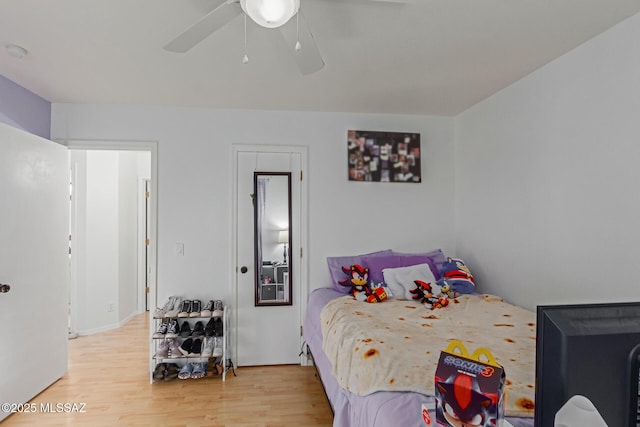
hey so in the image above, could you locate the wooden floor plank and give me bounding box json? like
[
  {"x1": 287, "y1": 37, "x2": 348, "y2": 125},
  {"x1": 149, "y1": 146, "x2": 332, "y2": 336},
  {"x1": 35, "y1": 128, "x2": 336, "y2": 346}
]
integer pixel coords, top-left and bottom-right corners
[{"x1": 2, "y1": 313, "x2": 333, "y2": 426}]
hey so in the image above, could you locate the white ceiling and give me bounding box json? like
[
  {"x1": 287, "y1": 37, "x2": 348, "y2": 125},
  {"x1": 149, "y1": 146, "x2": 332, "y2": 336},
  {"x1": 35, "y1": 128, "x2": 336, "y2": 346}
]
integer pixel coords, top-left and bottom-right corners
[{"x1": 1, "y1": 0, "x2": 639, "y2": 116}]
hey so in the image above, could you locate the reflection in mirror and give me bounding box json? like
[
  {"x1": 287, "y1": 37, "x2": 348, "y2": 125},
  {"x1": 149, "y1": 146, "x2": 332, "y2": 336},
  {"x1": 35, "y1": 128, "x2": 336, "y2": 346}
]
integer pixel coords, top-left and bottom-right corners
[{"x1": 254, "y1": 172, "x2": 292, "y2": 306}]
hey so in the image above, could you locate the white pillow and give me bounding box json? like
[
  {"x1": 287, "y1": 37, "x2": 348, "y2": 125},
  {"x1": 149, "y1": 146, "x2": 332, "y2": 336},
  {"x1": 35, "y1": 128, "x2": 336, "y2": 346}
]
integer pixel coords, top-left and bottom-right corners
[{"x1": 382, "y1": 263, "x2": 437, "y2": 300}]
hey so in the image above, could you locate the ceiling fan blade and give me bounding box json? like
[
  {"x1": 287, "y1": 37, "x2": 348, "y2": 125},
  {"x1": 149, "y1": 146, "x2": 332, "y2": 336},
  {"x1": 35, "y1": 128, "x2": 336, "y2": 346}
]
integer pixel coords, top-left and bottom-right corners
[
  {"x1": 164, "y1": 0, "x2": 242, "y2": 53},
  {"x1": 279, "y1": 12, "x2": 325, "y2": 75}
]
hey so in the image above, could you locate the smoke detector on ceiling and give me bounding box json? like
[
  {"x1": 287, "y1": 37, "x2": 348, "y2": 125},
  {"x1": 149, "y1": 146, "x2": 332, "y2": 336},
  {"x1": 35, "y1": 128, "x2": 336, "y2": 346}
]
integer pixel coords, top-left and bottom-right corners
[{"x1": 5, "y1": 44, "x2": 28, "y2": 59}]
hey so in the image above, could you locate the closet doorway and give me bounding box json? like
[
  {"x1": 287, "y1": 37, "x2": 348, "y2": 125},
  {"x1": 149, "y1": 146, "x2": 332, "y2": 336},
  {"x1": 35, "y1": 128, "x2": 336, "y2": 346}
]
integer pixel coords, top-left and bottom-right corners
[{"x1": 232, "y1": 145, "x2": 308, "y2": 366}]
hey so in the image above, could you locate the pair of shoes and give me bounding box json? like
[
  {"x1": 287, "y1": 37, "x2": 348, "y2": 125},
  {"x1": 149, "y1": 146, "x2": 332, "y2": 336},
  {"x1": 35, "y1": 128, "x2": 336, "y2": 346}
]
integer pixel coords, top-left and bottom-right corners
[
  {"x1": 153, "y1": 363, "x2": 180, "y2": 381},
  {"x1": 177, "y1": 321, "x2": 205, "y2": 337},
  {"x1": 154, "y1": 296, "x2": 178, "y2": 318},
  {"x1": 205, "y1": 317, "x2": 223, "y2": 337},
  {"x1": 154, "y1": 338, "x2": 182, "y2": 359},
  {"x1": 201, "y1": 337, "x2": 223, "y2": 358},
  {"x1": 178, "y1": 300, "x2": 203, "y2": 317},
  {"x1": 179, "y1": 338, "x2": 203, "y2": 356},
  {"x1": 178, "y1": 362, "x2": 208, "y2": 380},
  {"x1": 164, "y1": 297, "x2": 183, "y2": 318},
  {"x1": 200, "y1": 299, "x2": 224, "y2": 317}
]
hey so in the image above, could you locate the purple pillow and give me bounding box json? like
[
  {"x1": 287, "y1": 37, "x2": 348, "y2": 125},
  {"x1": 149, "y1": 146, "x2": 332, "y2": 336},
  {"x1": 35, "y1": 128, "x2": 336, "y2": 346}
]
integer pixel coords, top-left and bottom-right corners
[
  {"x1": 362, "y1": 253, "x2": 439, "y2": 284},
  {"x1": 327, "y1": 249, "x2": 393, "y2": 293},
  {"x1": 393, "y1": 249, "x2": 447, "y2": 279}
]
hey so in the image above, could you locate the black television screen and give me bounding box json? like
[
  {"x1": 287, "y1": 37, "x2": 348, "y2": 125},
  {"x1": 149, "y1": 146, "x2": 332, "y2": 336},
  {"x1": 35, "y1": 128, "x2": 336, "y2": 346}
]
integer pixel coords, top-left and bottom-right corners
[{"x1": 535, "y1": 301, "x2": 640, "y2": 427}]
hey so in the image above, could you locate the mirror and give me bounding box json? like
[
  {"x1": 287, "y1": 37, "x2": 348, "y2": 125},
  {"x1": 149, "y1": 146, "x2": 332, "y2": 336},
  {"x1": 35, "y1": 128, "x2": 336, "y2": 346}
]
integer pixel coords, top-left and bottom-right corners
[{"x1": 253, "y1": 172, "x2": 292, "y2": 306}]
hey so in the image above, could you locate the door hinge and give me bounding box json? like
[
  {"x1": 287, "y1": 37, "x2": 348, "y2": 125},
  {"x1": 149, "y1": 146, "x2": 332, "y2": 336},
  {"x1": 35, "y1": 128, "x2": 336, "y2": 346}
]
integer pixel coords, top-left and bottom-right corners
[
  {"x1": 300, "y1": 325, "x2": 303, "y2": 336},
  {"x1": 300, "y1": 247, "x2": 303, "y2": 258},
  {"x1": 145, "y1": 287, "x2": 150, "y2": 294},
  {"x1": 146, "y1": 191, "x2": 150, "y2": 199},
  {"x1": 300, "y1": 170, "x2": 303, "y2": 181},
  {"x1": 145, "y1": 238, "x2": 150, "y2": 246}
]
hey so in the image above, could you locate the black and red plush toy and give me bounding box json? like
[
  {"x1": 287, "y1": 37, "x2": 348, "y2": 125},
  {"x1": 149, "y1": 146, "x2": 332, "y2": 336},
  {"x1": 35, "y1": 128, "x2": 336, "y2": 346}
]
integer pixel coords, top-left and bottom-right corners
[
  {"x1": 339, "y1": 264, "x2": 387, "y2": 303},
  {"x1": 410, "y1": 279, "x2": 450, "y2": 310}
]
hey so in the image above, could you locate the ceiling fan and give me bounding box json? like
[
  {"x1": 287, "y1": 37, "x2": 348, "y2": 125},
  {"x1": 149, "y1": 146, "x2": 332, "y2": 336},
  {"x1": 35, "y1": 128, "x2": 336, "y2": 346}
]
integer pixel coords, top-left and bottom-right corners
[{"x1": 164, "y1": 0, "x2": 414, "y2": 75}]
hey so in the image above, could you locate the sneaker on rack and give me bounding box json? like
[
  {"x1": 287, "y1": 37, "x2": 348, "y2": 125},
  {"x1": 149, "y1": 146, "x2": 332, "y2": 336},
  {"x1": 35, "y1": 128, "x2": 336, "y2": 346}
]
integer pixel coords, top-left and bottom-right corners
[
  {"x1": 153, "y1": 363, "x2": 167, "y2": 380},
  {"x1": 179, "y1": 338, "x2": 193, "y2": 357},
  {"x1": 164, "y1": 297, "x2": 183, "y2": 318},
  {"x1": 164, "y1": 363, "x2": 180, "y2": 381},
  {"x1": 153, "y1": 296, "x2": 176, "y2": 318},
  {"x1": 213, "y1": 317, "x2": 223, "y2": 337},
  {"x1": 212, "y1": 300, "x2": 224, "y2": 317},
  {"x1": 192, "y1": 321, "x2": 205, "y2": 337},
  {"x1": 200, "y1": 300, "x2": 214, "y2": 317},
  {"x1": 204, "y1": 318, "x2": 216, "y2": 337},
  {"x1": 177, "y1": 300, "x2": 192, "y2": 318},
  {"x1": 167, "y1": 339, "x2": 182, "y2": 358},
  {"x1": 191, "y1": 362, "x2": 207, "y2": 379},
  {"x1": 201, "y1": 337, "x2": 214, "y2": 357},
  {"x1": 189, "y1": 300, "x2": 202, "y2": 317},
  {"x1": 189, "y1": 338, "x2": 202, "y2": 356},
  {"x1": 178, "y1": 321, "x2": 192, "y2": 338},
  {"x1": 165, "y1": 319, "x2": 179, "y2": 338},
  {"x1": 212, "y1": 337, "x2": 223, "y2": 357},
  {"x1": 154, "y1": 340, "x2": 169, "y2": 359},
  {"x1": 152, "y1": 320, "x2": 169, "y2": 338},
  {"x1": 178, "y1": 363, "x2": 193, "y2": 380}
]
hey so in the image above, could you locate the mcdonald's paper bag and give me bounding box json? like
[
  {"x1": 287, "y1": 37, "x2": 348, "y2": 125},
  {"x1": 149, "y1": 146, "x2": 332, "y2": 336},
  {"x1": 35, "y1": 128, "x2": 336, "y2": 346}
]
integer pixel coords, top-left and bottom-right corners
[{"x1": 434, "y1": 340, "x2": 505, "y2": 427}]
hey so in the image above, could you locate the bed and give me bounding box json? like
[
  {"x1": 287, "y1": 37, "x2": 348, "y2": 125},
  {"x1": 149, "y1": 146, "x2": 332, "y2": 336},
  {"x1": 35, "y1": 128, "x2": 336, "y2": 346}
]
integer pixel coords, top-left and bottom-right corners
[{"x1": 303, "y1": 287, "x2": 536, "y2": 427}]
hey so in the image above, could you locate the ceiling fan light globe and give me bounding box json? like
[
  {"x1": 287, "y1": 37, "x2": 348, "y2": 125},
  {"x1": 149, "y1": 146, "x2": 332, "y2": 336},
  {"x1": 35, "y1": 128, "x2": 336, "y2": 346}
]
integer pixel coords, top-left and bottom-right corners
[{"x1": 240, "y1": 0, "x2": 300, "y2": 28}]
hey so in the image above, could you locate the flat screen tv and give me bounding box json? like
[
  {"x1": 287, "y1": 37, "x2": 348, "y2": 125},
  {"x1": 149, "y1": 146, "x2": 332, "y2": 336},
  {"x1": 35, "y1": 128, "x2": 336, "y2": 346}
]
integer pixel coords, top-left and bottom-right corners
[{"x1": 535, "y1": 301, "x2": 640, "y2": 427}]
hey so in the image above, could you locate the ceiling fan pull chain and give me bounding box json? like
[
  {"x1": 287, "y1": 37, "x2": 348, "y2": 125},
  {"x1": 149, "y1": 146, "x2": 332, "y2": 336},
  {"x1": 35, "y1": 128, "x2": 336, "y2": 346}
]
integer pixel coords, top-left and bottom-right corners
[
  {"x1": 295, "y1": 12, "x2": 301, "y2": 52},
  {"x1": 242, "y1": 14, "x2": 249, "y2": 64}
]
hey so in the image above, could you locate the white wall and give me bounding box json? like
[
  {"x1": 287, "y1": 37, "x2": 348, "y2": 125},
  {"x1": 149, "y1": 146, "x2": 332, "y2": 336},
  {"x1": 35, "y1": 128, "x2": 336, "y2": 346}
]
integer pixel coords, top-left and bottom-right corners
[
  {"x1": 455, "y1": 13, "x2": 640, "y2": 310},
  {"x1": 71, "y1": 149, "x2": 151, "y2": 334},
  {"x1": 52, "y1": 107, "x2": 455, "y2": 306}
]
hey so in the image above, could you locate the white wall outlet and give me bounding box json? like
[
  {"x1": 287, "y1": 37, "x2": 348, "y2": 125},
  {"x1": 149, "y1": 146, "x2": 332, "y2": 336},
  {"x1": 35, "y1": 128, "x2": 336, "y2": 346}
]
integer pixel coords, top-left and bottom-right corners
[{"x1": 176, "y1": 243, "x2": 184, "y2": 256}]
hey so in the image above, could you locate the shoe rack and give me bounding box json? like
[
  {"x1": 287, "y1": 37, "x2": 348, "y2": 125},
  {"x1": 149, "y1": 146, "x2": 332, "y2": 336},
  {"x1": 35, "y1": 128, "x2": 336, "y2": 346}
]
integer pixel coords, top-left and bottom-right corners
[{"x1": 150, "y1": 299, "x2": 233, "y2": 383}]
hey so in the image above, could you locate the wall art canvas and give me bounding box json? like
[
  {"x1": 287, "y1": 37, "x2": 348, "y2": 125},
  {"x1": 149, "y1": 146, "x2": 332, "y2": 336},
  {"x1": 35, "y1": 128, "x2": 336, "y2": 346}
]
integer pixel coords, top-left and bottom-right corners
[{"x1": 347, "y1": 130, "x2": 421, "y2": 183}]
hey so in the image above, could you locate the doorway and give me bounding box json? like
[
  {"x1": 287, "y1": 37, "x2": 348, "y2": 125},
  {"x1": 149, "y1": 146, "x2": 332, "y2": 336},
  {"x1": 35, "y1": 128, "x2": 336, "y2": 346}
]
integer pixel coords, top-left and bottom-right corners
[
  {"x1": 232, "y1": 145, "x2": 308, "y2": 366},
  {"x1": 67, "y1": 141, "x2": 157, "y2": 336}
]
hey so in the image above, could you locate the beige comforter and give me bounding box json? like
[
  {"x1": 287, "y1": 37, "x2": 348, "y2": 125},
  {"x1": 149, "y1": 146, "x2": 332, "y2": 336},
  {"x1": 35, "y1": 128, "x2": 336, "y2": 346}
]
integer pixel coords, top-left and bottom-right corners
[{"x1": 321, "y1": 293, "x2": 536, "y2": 417}]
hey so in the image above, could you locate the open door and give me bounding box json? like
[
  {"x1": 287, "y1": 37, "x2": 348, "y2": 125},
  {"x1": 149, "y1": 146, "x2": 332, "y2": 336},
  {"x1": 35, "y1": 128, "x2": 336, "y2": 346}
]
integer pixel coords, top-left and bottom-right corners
[{"x1": 0, "y1": 123, "x2": 69, "y2": 422}]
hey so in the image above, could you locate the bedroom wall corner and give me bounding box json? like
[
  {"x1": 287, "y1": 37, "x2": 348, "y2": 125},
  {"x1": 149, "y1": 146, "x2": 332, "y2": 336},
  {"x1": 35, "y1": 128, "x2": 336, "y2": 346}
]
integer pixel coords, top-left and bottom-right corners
[{"x1": 453, "y1": 12, "x2": 640, "y2": 310}]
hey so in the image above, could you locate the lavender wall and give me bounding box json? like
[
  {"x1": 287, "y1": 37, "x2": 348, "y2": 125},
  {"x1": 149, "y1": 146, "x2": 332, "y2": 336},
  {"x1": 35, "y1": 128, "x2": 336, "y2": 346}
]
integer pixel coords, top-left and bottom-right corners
[{"x1": 0, "y1": 74, "x2": 50, "y2": 139}]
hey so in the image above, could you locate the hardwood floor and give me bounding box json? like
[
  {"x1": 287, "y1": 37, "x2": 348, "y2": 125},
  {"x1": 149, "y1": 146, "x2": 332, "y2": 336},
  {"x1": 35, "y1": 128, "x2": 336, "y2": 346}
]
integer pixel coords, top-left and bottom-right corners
[{"x1": 2, "y1": 313, "x2": 333, "y2": 426}]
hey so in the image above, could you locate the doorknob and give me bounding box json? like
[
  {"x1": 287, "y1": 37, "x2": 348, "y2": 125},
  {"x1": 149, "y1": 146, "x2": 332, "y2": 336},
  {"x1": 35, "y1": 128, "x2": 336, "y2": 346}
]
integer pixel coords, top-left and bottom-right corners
[
  {"x1": 0, "y1": 284, "x2": 10, "y2": 293},
  {"x1": 240, "y1": 266, "x2": 248, "y2": 274}
]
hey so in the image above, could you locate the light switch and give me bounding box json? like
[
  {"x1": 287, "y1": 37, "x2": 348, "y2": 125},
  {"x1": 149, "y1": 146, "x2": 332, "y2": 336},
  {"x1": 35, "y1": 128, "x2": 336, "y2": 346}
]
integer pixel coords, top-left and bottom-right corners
[{"x1": 176, "y1": 243, "x2": 184, "y2": 256}]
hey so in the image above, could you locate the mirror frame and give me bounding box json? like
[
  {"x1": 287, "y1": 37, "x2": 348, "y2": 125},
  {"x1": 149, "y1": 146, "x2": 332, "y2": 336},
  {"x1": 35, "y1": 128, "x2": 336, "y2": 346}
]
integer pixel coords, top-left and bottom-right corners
[{"x1": 253, "y1": 172, "x2": 293, "y2": 306}]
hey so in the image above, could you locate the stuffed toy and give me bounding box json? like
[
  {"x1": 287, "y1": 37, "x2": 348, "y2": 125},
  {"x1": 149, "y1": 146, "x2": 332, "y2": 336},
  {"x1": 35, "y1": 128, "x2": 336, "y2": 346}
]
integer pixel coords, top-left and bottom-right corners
[
  {"x1": 410, "y1": 280, "x2": 450, "y2": 310},
  {"x1": 339, "y1": 264, "x2": 387, "y2": 303},
  {"x1": 436, "y1": 257, "x2": 475, "y2": 295}
]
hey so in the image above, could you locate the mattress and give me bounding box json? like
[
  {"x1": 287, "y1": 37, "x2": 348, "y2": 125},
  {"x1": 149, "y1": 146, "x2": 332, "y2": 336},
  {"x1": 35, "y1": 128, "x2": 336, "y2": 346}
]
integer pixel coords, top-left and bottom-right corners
[{"x1": 303, "y1": 288, "x2": 535, "y2": 427}]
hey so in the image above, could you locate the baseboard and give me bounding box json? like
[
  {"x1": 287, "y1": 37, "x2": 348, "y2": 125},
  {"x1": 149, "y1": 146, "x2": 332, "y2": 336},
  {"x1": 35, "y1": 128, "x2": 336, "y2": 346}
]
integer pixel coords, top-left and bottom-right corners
[{"x1": 77, "y1": 310, "x2": 143, "y2": 336}]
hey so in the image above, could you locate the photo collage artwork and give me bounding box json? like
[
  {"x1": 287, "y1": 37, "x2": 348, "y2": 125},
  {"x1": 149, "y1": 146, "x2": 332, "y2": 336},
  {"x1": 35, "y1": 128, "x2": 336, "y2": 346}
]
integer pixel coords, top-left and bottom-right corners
[{"x1": 347, "y1": 130, "x2": 421, "y2": 183}]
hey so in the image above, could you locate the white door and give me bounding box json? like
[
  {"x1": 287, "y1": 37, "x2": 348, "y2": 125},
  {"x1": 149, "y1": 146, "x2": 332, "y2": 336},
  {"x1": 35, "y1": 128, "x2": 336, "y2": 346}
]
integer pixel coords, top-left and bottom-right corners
[
  {"x1": 234, "y1": 147, "x2": 306, "y2": 366},
  {"x1": 0, "y1": 123, "x2": 69, "y2": 422}
]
